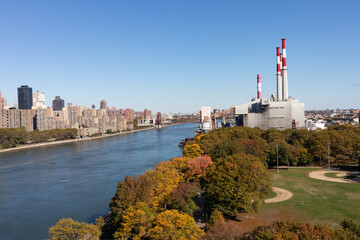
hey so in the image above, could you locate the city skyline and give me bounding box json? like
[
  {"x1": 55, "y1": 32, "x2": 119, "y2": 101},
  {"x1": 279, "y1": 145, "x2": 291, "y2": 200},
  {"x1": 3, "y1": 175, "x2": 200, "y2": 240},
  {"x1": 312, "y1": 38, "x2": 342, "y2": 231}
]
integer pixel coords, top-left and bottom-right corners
[{"x1": 1, "y1": 1, "x2": 359, "y2": 112}]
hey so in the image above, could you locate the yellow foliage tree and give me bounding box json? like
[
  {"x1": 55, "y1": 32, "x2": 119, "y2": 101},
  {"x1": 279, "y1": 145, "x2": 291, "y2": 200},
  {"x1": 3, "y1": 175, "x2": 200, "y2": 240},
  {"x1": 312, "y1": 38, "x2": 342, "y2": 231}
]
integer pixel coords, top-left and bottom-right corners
[
  {"x1": 113, "y1": 202, "x2": 154, "y2": 240},
  {"x1": 149, "y1": 210, "x2": 204, "y2": 240},
  {"x1": 183, "y1": 144, "x2": 204, "y2": 158},
  {"x1": 146, "y1": 162, "x2": 183, "y2": 208},
  {"x1": 48, "y1": 218, "x2": 101, "y2": 240}
]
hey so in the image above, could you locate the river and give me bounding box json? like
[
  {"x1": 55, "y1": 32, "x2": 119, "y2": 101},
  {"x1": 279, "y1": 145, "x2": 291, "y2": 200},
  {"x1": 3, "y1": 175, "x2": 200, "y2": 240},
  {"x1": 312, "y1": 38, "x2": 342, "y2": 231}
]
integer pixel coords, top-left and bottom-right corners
[{"x1": 0, "y1": 123, "x2": 198, "y2": 240}]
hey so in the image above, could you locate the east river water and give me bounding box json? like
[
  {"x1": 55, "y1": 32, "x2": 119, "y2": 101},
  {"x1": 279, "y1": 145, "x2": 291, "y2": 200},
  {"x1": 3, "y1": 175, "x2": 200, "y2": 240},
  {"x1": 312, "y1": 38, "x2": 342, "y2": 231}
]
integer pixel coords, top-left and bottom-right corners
[{"x1": 0, "y1": 123, "x2": 198, "y2": 240}]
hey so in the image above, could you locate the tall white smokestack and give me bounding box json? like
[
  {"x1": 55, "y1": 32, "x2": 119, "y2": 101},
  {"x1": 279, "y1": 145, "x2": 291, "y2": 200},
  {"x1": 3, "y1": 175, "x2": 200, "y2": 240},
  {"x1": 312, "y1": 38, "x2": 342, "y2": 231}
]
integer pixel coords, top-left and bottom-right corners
[
  {"x1": 257, "y1": 74, "x2": 261, "y2": 99},
  {"x1": 276, "y1": 47, "x2": 282, "y2": 101},
  {"x1": 282, "y1": 38, "x2": 288, "y2": 100}
]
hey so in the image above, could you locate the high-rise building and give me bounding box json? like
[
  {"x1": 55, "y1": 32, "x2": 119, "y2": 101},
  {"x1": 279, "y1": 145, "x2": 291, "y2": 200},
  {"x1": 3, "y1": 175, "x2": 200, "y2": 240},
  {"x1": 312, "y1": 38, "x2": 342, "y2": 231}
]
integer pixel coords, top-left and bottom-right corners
[
  {"x1": 100, "y1": 99, "x2": 107, "y2": 109},
  {"x1": 32, "y1": 91, "x2": 46, "y2": 109},
  {"x1": 0, "y1": 91, "x2": 7, "y2": 110},
  {"x1": 124, "y1": 108, "x2": 135, "y2": 123},
  {"x1": 18, "y1": 85, "x2": 33, "y2": 109},
  {"x1": 52, "y1": 96, "x2": 65, "y2": 111}
]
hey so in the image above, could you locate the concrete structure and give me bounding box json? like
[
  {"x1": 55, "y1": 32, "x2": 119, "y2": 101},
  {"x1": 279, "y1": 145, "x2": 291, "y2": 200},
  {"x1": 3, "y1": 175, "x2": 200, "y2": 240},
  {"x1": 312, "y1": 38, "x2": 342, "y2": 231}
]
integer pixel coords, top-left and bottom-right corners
[
  {"x1": 282, "y1": 38, "x2": 288, "y2": 101},
  {"x1": 18, "y1": 85, "x2": 33, "y2": 109},
  {"x1": 201, "y1": 106, "x2": 211, "y2": 122},
  {"x1": 235, "y1": 98, "x2": 305, "y2": 129},
  {"x1": 199, "y1": 38, "x2": 305, "y2": 131},
  {"x1": 0, "y1": 91, "x2": 7, "y2": 110},
  {"x1": 257, "y1": 74, "x2": 262, "y2": 99},
  {"x1": 52, "y1": 96, "x2": 65, "y2": 111},
  {"x1": 32, "y1": 91, "x2": 46, "y2": 109},
  {"x1": 100, "y1": 99, "x2": 107, "y2": 109},
  {"x1": 0, "y1": 109, "x2": 36, "y2": 131},
  {"x1": 276, "y1": 47, "x2": 283, "y2": 101}
]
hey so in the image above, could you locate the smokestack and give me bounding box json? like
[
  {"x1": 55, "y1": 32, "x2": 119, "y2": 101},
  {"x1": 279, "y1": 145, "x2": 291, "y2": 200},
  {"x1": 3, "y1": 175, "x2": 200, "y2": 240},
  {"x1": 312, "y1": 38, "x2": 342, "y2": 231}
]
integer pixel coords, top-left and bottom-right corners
[
  {"x1": 276, "y1": 47, "x2": 282, "y2": 101},
  {"x1": 282, "y1": 38, "x2": 288, "y2": 100},
  {"x1": 280, "y1": 53, "x2": 283, "y2": 77},
  {"x1": 257, "y1": 74, "x2": 261, "y2": 99}
]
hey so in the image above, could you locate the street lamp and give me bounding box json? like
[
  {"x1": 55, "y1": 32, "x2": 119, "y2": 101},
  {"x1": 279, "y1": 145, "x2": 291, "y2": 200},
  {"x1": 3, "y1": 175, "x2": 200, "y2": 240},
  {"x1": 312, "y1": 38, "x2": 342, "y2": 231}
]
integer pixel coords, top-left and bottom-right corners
[
  {"x1": 275, "y1": 144, "x2": 280, "y2": 173},
  {"x1": 325, "y1": 142, "x2": 331, "y2": 170}
]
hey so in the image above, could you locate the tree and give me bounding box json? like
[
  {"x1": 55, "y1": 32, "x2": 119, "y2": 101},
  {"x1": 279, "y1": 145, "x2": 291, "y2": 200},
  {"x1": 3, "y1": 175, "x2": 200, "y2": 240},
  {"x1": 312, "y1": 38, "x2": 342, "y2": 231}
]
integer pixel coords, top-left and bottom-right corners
[
  {"x1": 113, "y1": 202, "x2": 154, "y2": 240},
  {"x1": 149, "y1": 210, "x2": 204, "y2": 240},
  {"x1": 109, "y1": 174, "x2": 154, "y2": 228},
  {"x1": 168, "y1": 182, "x2": 200, "y2": 216},
  {"x1": 207, "y1": 209, "x2": 224, "y2": 228},
  {"x1": 204, "y1": 154, "x2": 271, "y2": 217},
  {"x1": 185, "y1": 155, "x2": 213, "y2": 181},
  {"x1": 48, "y1": 218, "x2": 101, "y2": 240},
  {"x1": 146, "y1": 162, "x2": 183, "y2": 209},
  {"x1": 244, "y1": 219, "x2": 360, "y2": 240},
  {"x1": 183, "y1": 144, "x2": 204, "y2": 158}
]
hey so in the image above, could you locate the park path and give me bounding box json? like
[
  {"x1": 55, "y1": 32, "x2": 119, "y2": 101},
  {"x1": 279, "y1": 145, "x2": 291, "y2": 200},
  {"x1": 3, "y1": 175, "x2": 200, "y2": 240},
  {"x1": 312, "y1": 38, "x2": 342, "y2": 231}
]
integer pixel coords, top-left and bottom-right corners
[
  {"x1": 265, "y1": 187, "x2": 293, "y2": 203},
  {"x1": 309, "y1": 170, "x2": 360, "y2": 183}
]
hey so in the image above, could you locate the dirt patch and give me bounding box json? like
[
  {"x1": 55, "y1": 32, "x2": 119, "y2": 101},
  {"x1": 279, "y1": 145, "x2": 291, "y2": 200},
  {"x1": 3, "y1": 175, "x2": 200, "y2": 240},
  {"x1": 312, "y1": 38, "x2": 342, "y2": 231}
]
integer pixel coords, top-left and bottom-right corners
[
  {"x1": 309, "y1": 170, "x2": 360, "y2": 183},
  {"x1": 265, "y1": 187, "x2": 293, "y2": 203},
  {"x1": 234, "y1": 209, "x2": 286, "y2": 235}
]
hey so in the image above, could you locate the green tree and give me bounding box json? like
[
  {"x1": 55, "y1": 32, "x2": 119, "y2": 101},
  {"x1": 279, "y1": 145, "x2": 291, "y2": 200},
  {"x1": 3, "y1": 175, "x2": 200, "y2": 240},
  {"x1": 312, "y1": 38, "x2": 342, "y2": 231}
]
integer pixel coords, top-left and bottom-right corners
[
  {"x1": 149, "y1": 210, "x2": 204, "y2": 240},
  {"x1": 168, "y1": 182, "x2": 200, "y2": 216},
  {"x1": 48, "y1": 218, "x2": 101, "y2": 240},
  {"x1": 204, "y1": 154, "x2": 271, "y2": 217}
]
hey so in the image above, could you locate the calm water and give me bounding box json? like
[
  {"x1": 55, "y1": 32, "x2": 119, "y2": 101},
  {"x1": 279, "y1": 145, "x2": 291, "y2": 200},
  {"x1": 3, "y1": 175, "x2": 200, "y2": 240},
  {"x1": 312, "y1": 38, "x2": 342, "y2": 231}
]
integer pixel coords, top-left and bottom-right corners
[{"x1": 0, "y1": 123, "x2": 198, "y2": 240}]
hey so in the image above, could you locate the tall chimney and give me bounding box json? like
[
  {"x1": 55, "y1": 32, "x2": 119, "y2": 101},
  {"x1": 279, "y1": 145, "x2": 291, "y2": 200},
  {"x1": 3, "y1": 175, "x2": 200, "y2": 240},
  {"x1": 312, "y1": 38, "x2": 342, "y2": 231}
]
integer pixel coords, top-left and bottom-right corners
[
  {"x1": 276, "y1": 47, "x2": 282, "y2": 101},
  {"x1": 280, "y1": 53, "x2": 283, "y2": 77},
  {"x1": 282, "y1": 38, "x2": 288, "y2": 100},
  {"x1": 257, "y1": 74, "x2": 261, "y2": 99}
]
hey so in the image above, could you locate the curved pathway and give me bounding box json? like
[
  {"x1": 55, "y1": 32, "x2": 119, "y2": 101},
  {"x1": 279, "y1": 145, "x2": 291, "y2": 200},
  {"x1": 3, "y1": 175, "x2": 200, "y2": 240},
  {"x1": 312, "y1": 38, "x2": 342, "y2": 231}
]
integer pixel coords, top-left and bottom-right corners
[
  {"x1": 265, "y1": 187, "x2": 293, "y2": 203},
  {"x1": 309, "y1": 170, "x2": 360, "y2": 183}
]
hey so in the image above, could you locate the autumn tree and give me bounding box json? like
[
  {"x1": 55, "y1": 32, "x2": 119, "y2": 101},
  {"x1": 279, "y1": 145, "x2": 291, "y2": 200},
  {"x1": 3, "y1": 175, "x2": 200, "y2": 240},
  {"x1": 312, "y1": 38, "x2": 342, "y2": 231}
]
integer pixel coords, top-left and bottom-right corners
[
  {"x1": 168, "y1": 182, "x2": 200, "y2": 216},
  {"x1": 149, "y1": 210, "x2": 204, "y2": 240},
  {"x1": 185, "y1": 155, "x2": 213, "y2": 181},
  {"x1": 48, "y1": 218, "x2": 101, "y2": 240},
  {"x1": 109, "y1": 174, "x2": 154, "y2": 228},
  {"x1": 183, "y1": 144, "x2": 204, "y2": 158},
  {"x1": 146, "y1": 161, "x2": 183, "y2": 209},
  {"x1": 244, "y1": 219, "x2": 360, "y2": 240},
  {"x1": 113, "y1": 202, "x2": 154, "y2": 240},
  {"x1": 204, "y1": 154, "x2": 271, "y2": 217}
]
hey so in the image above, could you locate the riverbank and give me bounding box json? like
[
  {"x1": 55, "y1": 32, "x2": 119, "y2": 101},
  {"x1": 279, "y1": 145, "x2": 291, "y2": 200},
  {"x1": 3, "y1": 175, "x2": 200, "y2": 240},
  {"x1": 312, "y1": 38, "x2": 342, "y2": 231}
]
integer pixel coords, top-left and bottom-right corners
[{"x1": 0, "y1": 124, "x2": 180, "y2": 154}]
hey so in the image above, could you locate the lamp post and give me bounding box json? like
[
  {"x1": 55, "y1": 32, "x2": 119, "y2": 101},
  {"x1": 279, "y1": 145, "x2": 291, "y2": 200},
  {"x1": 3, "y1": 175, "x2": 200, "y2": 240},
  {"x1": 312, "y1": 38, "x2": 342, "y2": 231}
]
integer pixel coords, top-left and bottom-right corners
[
  {"x1": 275, "y1": 144, "x2": 280, "y2": 173},
  {"x1": 326, "y1": 143, "x2": 331, "y2": 170}
]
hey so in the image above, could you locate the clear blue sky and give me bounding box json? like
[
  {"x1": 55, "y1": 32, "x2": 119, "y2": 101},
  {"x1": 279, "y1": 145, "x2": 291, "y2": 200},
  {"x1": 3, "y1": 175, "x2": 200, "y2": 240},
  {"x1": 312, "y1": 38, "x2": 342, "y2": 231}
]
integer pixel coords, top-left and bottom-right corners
[{"x1": 1, "y1": 0, "x2": 359, "y2": 113}]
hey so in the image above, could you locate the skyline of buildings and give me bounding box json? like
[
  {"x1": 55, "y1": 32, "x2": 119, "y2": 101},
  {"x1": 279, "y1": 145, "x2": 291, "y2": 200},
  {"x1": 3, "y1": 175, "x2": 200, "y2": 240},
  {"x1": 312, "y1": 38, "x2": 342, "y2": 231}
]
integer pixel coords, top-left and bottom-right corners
[{"x1": 0, "y1": 85, "x2": 182, "y2": 136}]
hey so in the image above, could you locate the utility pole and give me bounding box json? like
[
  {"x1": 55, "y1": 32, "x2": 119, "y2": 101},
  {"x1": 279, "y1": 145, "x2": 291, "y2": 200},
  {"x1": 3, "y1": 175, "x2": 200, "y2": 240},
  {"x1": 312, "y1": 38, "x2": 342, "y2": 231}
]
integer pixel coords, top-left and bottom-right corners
[
  {"x1": 275, "y1": 144, "x2": 280, "y2": 173},
  {"x1": 326, "y1": 143, "x2": 331, "y2": 170}
]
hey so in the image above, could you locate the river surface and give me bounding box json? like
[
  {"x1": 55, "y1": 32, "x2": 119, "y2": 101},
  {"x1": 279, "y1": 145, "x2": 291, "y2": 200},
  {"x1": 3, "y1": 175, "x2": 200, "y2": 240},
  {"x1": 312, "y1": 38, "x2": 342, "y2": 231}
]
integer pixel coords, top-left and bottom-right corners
[{"x1": 0, "y1": 123, "x2": 198, "y2": 240}]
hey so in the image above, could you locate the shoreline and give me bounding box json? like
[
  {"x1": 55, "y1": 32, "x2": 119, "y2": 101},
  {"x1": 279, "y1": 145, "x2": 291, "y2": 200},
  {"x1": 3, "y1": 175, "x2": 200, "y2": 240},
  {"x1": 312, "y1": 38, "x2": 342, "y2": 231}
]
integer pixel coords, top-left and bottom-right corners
[{"x1": 0, "y1": 123, "x2": 182, "y2": 154}]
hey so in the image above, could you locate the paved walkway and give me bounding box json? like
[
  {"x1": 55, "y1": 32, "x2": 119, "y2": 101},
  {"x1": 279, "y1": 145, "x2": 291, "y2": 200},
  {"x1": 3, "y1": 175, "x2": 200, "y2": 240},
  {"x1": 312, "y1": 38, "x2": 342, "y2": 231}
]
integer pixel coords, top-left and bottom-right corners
[
  {"x1": 309, "y1": 170, "x2": 360, "y2": 183},
  {"x1": 265, "y1": 187, "x2": 293, "y2": 203}
]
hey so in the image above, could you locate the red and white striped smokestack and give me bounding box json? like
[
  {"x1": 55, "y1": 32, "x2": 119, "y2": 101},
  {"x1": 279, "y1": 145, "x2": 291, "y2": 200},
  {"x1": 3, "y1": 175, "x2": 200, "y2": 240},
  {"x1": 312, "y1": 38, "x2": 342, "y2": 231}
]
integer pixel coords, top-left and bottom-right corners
[
  {"x1": 282, "y1": 38, "x2": 288, "y2": 100},
  {"x1": 257, "y1": 74, "x2": 261, "y2": 99},
  {"x1": 276, "y1": 47, "x2": 283, "y2": 101},
  {"x1": 280, "y1": 53, "x2": 283, "y2": 77}
]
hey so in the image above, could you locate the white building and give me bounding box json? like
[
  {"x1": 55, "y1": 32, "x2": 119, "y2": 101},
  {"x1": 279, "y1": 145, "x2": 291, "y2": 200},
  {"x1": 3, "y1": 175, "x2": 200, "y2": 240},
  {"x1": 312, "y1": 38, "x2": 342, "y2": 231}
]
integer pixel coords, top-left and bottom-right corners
[{"x1": 32, "y1": 91, "x2": 47, "y2": 109}]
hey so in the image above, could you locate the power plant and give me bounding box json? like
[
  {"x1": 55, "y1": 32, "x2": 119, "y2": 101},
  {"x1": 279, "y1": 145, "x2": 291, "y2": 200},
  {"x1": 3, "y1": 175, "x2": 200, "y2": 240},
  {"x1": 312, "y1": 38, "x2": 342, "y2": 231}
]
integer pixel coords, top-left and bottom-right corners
[{"x1": 200, "y1": 38, "x2": 305, "y2": 132}]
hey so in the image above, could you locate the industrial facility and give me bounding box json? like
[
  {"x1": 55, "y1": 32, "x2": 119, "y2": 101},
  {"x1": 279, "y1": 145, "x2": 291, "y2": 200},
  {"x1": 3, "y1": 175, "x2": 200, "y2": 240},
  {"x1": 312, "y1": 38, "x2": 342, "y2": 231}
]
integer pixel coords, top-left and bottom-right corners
[{"x1": 200, "y1": 39, "x2": 305, "y2": 132}]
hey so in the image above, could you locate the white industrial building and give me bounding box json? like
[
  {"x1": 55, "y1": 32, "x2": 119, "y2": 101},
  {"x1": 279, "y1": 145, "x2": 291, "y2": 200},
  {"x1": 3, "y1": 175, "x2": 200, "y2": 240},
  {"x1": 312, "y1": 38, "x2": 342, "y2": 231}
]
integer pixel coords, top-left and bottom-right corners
[{"x1": 199, "y1": 38, "x2": 306, "y2": 131}]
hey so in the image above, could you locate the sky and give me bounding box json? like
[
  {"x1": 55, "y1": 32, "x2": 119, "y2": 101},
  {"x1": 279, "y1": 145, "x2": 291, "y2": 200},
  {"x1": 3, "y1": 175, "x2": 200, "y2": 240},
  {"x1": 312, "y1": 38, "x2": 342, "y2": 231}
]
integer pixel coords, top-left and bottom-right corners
[{"x1": 0, "y1": 0, "x2": 359, "y2": 113}]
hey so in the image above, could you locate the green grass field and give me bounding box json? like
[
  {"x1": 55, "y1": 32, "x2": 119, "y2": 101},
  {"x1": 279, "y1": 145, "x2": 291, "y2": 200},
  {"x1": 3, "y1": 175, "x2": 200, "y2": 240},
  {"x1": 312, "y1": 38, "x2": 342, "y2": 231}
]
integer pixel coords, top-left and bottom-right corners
[{"x1": 262, "y1": 168, "x2": 360, "y2": 227}]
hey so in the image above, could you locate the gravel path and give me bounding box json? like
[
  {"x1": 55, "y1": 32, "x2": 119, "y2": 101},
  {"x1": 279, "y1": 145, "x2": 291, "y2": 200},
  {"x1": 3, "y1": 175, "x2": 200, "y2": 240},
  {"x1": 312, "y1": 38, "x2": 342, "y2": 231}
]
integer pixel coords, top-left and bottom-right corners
[
  {"x1": 309, "y1": 170, "x2": 360, "y2": 183},
  {"x1": 265, "y1": 187, "x2": 293, "y2": 203}
]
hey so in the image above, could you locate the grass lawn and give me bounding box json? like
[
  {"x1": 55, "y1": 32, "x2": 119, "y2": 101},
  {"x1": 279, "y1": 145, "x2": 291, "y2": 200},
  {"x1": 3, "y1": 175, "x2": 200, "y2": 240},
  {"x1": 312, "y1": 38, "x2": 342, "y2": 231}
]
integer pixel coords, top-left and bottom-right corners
[
  {"x1": 261, "y1": 168, "x2": 360, "y2": 227},
  {"x1": 324, "y1": 172, "x2": 342, "y2": 178}
]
